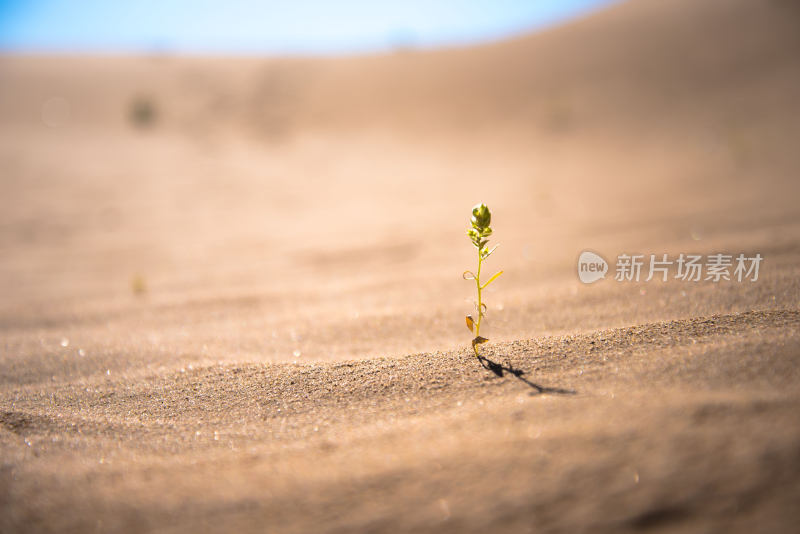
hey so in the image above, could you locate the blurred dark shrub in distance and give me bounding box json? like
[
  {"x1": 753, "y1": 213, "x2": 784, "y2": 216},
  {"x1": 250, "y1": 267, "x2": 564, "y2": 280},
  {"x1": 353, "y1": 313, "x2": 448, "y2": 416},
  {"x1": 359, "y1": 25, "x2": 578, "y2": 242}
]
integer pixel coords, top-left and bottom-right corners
[{"x1": 129, "y1": 96, "x2": 157, "y2": 129}]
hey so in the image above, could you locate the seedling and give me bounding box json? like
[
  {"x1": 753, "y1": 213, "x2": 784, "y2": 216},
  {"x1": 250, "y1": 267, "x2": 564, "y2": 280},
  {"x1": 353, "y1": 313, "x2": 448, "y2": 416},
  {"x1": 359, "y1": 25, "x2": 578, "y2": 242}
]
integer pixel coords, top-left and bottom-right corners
[{"x1": 464, "y1": 203, "x2": 503, "y2": 358}]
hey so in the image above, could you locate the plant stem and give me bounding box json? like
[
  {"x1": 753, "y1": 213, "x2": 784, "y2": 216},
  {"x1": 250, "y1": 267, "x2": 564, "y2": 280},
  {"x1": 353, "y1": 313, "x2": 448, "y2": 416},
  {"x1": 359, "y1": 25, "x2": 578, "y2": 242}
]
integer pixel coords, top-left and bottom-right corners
[{"x1": 474, "y1": 246, "x2": 483, "y2": 356}]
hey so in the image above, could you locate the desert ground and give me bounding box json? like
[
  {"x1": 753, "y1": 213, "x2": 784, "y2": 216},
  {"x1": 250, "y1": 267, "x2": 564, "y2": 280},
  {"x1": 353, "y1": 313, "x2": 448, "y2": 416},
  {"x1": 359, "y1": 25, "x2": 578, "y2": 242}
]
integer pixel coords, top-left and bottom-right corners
[{"x1": 2, "y1": 0, "x2": 800, "y2": 532}]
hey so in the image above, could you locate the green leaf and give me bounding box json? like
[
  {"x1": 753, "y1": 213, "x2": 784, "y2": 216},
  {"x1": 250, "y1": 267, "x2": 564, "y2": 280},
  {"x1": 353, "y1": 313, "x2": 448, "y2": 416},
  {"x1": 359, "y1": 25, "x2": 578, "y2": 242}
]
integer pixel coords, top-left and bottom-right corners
[
  {"x1": 471, "y1": 203, "x2": 491, "y2": 228},
  {"x1": 481, "y1": 270, "x2": 504, "y2": 289},
  {"x1": 483, "y1": 244, "x2": 499, "y2": 258}
]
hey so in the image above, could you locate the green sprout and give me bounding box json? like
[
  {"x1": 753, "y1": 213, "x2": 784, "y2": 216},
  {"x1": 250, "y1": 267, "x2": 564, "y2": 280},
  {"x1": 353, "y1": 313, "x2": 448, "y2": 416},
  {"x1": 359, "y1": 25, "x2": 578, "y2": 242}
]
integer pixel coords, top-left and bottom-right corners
[{"x1": 464, "y1": 203, "x2": 503, "y2": 358}]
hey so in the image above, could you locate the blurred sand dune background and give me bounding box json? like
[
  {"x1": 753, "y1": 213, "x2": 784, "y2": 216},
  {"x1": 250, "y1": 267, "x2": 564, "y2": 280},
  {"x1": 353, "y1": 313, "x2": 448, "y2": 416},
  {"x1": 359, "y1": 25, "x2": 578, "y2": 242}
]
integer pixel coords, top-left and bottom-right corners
[
  {"x1": 2, "y1": 0, "x2": 800, "y2": 532},
  {"x1": 1, "y1": 0, "x2": 798, "y2": 378}
]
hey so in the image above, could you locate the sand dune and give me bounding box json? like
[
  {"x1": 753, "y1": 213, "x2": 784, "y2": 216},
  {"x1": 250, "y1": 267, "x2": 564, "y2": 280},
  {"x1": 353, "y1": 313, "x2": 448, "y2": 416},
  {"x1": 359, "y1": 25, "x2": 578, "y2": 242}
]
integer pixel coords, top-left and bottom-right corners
[
  {"x1": 1, "y1": 0, "x2": 800, "y2": 531},
  {"x1": 4, "y1": 310, "x2": 800, "y2": 532}
]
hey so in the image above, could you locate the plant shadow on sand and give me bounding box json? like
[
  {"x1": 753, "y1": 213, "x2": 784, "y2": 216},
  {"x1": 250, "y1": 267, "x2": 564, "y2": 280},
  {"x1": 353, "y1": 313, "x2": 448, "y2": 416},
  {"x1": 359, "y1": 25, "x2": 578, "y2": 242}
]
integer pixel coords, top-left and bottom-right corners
[{"x1": 476, "y1": 354, "x2": 576, "y2": 396}]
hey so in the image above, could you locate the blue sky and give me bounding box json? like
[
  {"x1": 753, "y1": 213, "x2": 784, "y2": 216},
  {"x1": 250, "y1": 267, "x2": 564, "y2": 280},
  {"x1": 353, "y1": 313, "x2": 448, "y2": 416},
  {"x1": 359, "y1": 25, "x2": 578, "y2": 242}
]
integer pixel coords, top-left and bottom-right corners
[{"x1": 0, "y1": 0, "x2": 615, "y2": 55}]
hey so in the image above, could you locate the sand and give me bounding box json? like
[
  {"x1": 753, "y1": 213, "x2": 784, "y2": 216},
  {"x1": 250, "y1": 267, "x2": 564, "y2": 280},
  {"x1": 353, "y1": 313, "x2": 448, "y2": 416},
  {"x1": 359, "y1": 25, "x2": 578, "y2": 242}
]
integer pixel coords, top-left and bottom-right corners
[{"x1": 2, "y1": 0, "x2": 800, "y2": 532}]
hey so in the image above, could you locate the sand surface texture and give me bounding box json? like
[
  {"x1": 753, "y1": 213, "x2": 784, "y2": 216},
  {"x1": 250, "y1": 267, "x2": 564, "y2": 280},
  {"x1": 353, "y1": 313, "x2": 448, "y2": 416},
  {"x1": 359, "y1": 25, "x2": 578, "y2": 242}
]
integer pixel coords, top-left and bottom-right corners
[{"x1": 2, "y1": 0, "x2": 800, "y2": 532}]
